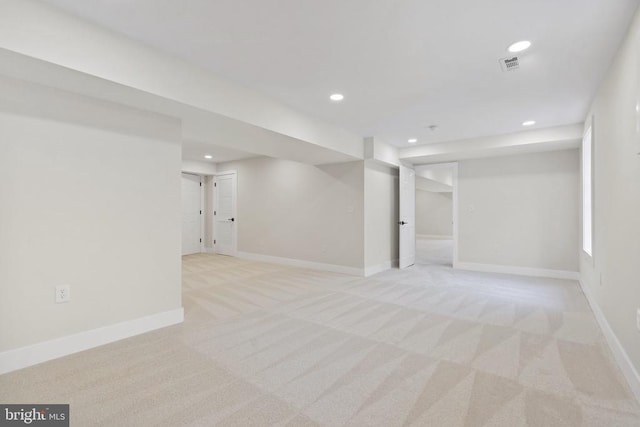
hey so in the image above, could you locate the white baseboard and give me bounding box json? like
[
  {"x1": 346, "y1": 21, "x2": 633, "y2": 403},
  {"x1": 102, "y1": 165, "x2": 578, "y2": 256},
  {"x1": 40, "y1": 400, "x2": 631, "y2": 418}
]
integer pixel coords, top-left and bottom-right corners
[
  {"x1": 455, "y1": 262, "x2": 580, "y2": 280},
  {"x1": 579, "y1": 279, "x2": 640, "y2": 402},
  {"x1": 0, "y1": 308, "x2": 184, "y2": 375},
  {"x1": 364, "y1": 259, "x2": 399, "y2": 277},
  {"x1": 236, "y1": 251, "x2": 364, "y2": 276},
  {"x1": 416, "y1": 234, "x2": 453, "y2": 240}
]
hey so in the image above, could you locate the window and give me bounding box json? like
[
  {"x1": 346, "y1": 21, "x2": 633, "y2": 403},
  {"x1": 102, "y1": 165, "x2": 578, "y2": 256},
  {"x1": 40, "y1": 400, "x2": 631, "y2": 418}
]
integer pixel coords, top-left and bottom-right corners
[{"x1": 582, "y1": 125, "x2": 593, "y2": 256}]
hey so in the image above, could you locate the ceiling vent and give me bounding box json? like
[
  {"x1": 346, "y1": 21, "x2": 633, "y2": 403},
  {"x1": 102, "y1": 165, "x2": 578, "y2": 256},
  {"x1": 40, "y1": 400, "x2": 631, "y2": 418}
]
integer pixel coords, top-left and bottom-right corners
[{"x1": 499, "y1": 56, "x2": 520, "y2": 72}]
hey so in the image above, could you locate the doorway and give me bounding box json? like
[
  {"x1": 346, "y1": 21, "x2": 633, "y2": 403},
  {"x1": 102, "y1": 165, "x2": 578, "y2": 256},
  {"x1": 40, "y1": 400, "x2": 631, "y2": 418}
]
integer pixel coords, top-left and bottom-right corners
[{"x1": 414, "y1": 163, "x2": 458, "y2": 267}]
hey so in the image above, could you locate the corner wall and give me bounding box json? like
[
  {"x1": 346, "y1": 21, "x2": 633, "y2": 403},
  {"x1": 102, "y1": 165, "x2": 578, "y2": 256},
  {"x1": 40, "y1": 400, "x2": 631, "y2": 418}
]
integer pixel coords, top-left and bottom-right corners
[
  {"x1": 217, "y1": 157, "x2": 365, "y2": 271},
  {"x1": 364, "y1": 161, "x2": 399, "y2": 275},
  {"x1": 0, "y1": 83, "x2": 183, "y2": 360}
]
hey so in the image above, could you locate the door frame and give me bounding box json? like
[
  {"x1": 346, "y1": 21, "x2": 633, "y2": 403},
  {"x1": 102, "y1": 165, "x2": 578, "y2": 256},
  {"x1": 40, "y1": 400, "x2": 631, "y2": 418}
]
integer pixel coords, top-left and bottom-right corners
[
  {"x1": 213, "y1": 170, "x2": 238, "y2": 256},
  {"x1": 413, "y1": 162, "x2": 459, "y2": 268},
  {"x1": 181, "y1": 172, "x2": 205, "y2": 255}
]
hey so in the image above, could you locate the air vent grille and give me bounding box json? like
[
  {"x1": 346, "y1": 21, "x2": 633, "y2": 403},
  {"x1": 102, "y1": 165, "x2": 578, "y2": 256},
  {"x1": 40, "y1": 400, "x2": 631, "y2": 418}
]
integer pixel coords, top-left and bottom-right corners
[{"x1": 499, "y1": 56, "x2": 520, "y2": 72}]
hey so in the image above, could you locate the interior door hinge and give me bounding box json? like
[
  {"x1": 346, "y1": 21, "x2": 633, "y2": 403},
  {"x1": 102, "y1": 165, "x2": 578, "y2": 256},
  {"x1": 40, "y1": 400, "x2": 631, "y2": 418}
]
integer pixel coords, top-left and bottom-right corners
[
  {"x1": 200, "y1": 238, "x2": 202, "y2": 243},
  {"x1": 200, "y1": 182, "x2": 202, "y2": 187},
  {"x1": 200, "y1": 210, "x2": 202, "y2": 215},
  {"x1": 214, "y1": 239, "x2": 216, "y2": 244},
  {"x1": 214, "y1": 182, "x2": 217, "y2": 187},
  {"x1": 214, "y1": 211, "x2": 216, "y2": 215}
]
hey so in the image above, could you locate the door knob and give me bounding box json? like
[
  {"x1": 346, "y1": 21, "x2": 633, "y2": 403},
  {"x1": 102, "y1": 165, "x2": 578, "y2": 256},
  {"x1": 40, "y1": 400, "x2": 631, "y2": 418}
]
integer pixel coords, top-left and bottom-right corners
[
  {"x1": 229, "y1": 218, "x2": 235, "y2": 222},
  {"x1": 398, "y1": 221, "x2": 407, "y2": 225}
]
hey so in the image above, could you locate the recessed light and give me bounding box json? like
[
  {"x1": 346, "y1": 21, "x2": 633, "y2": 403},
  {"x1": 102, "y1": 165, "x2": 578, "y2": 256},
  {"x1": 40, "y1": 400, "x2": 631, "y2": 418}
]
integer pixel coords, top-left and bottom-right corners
[
  {"x1": 522, "y1": 120, "x2": 536, "y2": 126},
  {"x1": 508, "y1": 40, "x2": 531, "y2": 53},
  {"x1": 408, "y1": 138, "x2": 417, "y2": 143},
  {"x1": 204, "y1": 155, "x2": 213, "y2": 159},
  {"x1": 330, "y1": 93, "x2": 344, "y2": 101}
]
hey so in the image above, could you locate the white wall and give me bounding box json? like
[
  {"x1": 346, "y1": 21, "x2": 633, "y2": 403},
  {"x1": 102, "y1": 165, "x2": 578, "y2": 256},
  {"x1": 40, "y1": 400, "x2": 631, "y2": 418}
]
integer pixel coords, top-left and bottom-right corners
[
  {"x1": 457, "y1": 149, "x2": 579, "y2": 273},
  {"x1": 216, "y1": 157, "x2": 399, "y2": 275},
  {"x1": 182, "y1": 160, "x2": 216, "y2": 176},
  {"x1": 364, "y1": 137, "x2": 400, "y2": 167},
  {"x1": 217, "y1": 157, "x2": 365, "y2": 269},
  {"x1": 0, "y1": 97, "x2": 182, "y2": 353},
  {"x1": 364, "y1": 161, "x2": 399, "y2": 273},
  {"x1": 416, "y1": 166, "x2": 453, "y2": 187},
  {"x1": 581, "y1": 7, "x2": 640, "y2": 387},
  {"x1": 400, "y1": 124, "x2": 583, "y2": 164},
  {"x1": 416, "y1": 190, "x2": 453, "y2": 237},
  {"x1": 415, "y1": 176, "x2": 453, "y2": 193}
]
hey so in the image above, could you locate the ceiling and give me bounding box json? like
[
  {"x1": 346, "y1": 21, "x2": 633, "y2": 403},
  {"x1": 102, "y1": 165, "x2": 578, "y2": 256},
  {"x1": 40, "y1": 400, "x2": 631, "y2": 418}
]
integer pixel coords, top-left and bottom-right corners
[{"x1": 41, "y1": 0, "x2": 639, "y2": 149}]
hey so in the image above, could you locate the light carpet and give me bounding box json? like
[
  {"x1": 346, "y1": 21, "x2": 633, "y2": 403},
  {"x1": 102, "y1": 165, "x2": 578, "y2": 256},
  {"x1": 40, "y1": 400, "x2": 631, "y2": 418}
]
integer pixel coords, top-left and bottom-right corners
[{"x1": 1, "y1": 239, "x2": 638, "y2": 426}]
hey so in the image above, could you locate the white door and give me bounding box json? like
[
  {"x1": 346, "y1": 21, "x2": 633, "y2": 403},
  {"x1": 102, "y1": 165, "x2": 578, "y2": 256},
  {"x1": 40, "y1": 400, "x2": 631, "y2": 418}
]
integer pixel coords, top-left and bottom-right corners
[
  {"x1": 399, "y1": 164, "x2": 416, "y2": 269},
  {"x1": 215, "y1": 172, "x2": 237, "y2": 256},
  {"x1": 181, "y1": 173, "x2": 202, "y2": 256}
]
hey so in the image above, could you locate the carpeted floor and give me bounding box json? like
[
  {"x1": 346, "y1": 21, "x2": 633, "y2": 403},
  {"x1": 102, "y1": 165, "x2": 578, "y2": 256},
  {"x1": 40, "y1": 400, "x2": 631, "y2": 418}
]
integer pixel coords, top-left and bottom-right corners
[{"x1": 1, "y1": 239, "x2": 638, "y2": 426}]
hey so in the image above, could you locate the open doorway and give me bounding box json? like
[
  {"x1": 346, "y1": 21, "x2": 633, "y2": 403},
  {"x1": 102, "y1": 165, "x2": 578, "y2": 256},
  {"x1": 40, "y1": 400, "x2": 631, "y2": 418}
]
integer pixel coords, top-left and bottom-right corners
[{"x1": 414, "y1": 163, "x2": 458, "y2": 267}]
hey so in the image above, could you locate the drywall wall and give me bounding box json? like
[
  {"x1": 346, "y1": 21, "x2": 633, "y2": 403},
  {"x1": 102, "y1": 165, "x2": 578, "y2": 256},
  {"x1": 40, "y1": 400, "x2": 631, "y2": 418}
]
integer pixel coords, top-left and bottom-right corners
[
  {"x1": 581, "y1": 7, "x2": 640, "y2": 386},
  {"x1": 364, "y1": 137, "x2": 400, "y2": 167},
  {"x1": 415, "y1": 176, "x2": 453, "y2": 193},
  {"x1": 217, "y1": 157, "x2": 365, "y2": 269},
  {"x1": 416, "y1": 190, "x2": 453, "y2": 237},
  {"x1": 400, "y1": 123, "x2": 583, "y2": 164},
  {"x1": 457, "y1": 149, "x2": 579, "y2": 272},
  {"x1": 364, "y1": 161, "x2": 399, "y2": 272},
  {"x1": 0, "y1": 86, "x2": 182, "y2": 352},
  {"x1": 182, "y1": 160, "x2": 216, "y2": 176},
  {"x1": 416, "y1": 166, "x2": 453, "y2": 187}
]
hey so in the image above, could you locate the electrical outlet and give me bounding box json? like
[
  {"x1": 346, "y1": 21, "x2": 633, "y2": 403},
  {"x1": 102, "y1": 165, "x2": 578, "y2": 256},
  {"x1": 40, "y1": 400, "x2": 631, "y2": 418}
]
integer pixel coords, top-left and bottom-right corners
[
  {"x1": 636, "y1": 308, "x2": 640, "y2": 331},
  {"x1": 55, "y1": 285, "x2": 70, "y2": 304}
]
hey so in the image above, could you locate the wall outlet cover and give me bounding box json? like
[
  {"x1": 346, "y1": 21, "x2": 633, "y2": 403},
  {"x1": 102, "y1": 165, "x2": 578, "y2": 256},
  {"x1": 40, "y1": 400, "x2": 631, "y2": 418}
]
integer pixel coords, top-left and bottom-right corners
[{"x1": 55, "y1": 284, "x2": 71, "y2": 304}]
